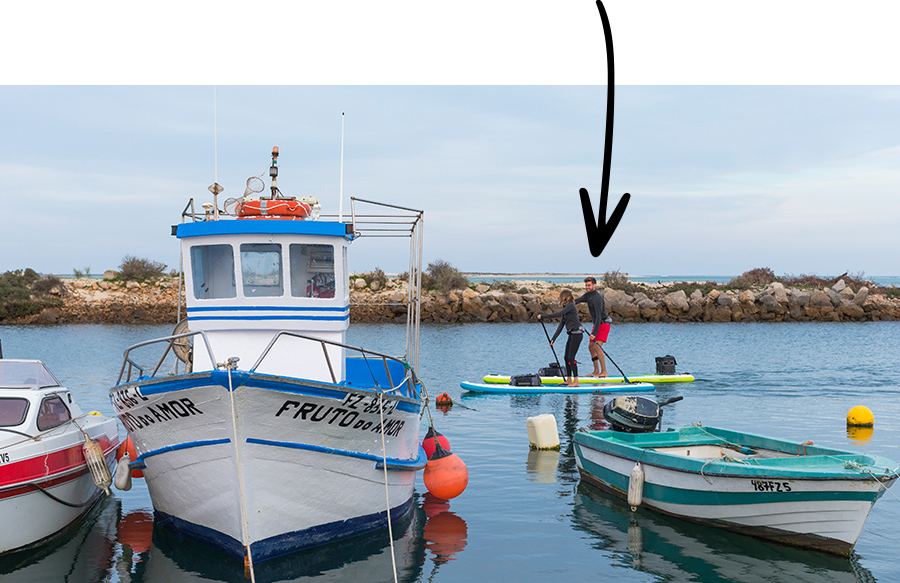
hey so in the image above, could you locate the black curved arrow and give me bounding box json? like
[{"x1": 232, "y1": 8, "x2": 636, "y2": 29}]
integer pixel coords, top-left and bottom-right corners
[{"x1": 580, "y1": 0, "x2": 630, "y2": 258}]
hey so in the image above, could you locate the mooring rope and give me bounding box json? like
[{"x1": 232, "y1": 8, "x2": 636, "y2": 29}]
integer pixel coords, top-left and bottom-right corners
[
  {"x1": 378, "y1": 390, "x2": 400, "y2": 583},
  {"x1": 224, "y1": 360, "x2": 256, "y2": 583}
]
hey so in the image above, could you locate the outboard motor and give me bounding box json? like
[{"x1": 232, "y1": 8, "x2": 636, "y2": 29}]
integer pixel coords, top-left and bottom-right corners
[{"x1": 603, "y1": 395, "x2": 683, "y2": 433}]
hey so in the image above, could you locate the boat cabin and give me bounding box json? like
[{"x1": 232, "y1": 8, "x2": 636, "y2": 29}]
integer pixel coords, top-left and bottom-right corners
[
  {"x1": 175, "y1": 219, "x2": 355, "y2": 381},
  {"x1": 0, "y1": 360, "x2": 81, "y2": 436}
]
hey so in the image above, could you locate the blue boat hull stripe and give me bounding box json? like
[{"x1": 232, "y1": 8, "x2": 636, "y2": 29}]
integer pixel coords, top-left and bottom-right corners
[
  {"x1": 188, "y1": 315, "x2": 349, "y2": 321},
  {"x1": 122, "y1": 372, "x2": 421, "y2": 413},
  {"x1": 246, "y1": 438, "x2": 427, "y2": 471},
  {"x1": 187, "y1": 305, "x2": 348, "y2": 313},
  {"x1": 154, "y1": 496, "x2": 414, "y2": 561},
  {"x1": 130, "y1": 438, "x2": 231, "y2": 469}
]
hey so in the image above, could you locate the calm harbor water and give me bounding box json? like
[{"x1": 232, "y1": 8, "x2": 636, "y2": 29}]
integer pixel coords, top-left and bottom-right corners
[{"x1": 1, "y1": 321, "x2": 899, "y2": 582}]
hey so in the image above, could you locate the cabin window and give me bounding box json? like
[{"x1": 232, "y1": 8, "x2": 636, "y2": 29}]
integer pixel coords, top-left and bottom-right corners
[
  {"x1": 241, "y1": 243, "x2": 284, "y2": 297},
  {"x1": 36, "y1": 395, "x2": 71, "y2": 431},
  {"x1": 191, "y1": 244, "x2": 236, "y2": 299},
  {"x1": 289, "y1": 244, "x2": 335, "y2": 298},
  {"x1": 0, "y1": 398, "x2": 29, "y2": 426}
]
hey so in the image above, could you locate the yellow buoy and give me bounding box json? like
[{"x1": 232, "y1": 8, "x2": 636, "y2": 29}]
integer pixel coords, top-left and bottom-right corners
[{"x1": 846, "y1": 405, "x2": 874, "y2": 427}]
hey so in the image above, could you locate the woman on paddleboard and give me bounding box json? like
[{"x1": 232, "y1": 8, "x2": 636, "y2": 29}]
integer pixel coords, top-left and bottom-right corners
[{"x1": 538, "y1": 290, "x2": 583, "y2": 387}]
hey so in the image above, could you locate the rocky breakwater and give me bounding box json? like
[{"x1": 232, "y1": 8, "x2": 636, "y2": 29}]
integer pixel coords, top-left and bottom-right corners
[
  {"x1": 13, "y1": 275, "x2": 900, "y2": 325},
  {"x1": 26, "y1": 277, "x2": 182, "y2": 325},
  {"x1": 356, "y1": 278, "x2": 900, "y2": 324}
]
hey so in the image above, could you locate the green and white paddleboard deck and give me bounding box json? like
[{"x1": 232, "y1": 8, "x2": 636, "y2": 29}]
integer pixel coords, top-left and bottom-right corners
[
  {"x1": 482, "y1": 372, "x2": 694, "y2": 385},
  {"x1": 461, "y1": 380, "x2": 656, "y2": 394}
]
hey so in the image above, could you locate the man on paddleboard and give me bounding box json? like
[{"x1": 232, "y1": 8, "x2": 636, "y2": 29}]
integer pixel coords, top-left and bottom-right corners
[{"x1": 575, "y1": 276, "x2": 610, "y2": 378}]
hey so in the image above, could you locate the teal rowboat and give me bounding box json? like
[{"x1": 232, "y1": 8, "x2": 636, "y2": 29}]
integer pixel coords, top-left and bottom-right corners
[{"x1": 574, "y1": 425, "x2": 899, "y2": 556}]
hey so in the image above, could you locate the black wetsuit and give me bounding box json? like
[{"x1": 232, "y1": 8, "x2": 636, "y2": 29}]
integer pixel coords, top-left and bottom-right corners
[
  {"x1": 574, "y1": 289, "x2": 609, "y2": 337},
  {"x1": 544, "y1": 302, "x2": 582, "y2": 378}
]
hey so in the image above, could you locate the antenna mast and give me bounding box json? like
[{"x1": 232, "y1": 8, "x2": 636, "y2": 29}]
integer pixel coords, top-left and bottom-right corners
[{"x1": 339, "y1": 112, "x2": 345, "y2": 221}]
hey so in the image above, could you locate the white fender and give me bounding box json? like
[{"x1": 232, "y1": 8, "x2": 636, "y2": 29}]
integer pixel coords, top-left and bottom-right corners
[
  {"x1": 627, "y1": 462, "x2": 644, "y2": 511},
  {"x1": 114, "y1": 451, "x2": 133, "y2": 491}
]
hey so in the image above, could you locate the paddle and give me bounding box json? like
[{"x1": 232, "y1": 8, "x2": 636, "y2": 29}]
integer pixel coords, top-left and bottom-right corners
[
  {"x1": 539, "y1": 318, "x2": 562, "y2": 369},
  {"x1": 581, "y1": 326, "x2": 631, "y2": 384}
]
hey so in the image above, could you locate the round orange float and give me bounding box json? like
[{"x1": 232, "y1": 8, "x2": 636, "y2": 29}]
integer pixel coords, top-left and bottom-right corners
[{"x1": 423, "y1": 442, "x2": 468, "y2": 500}]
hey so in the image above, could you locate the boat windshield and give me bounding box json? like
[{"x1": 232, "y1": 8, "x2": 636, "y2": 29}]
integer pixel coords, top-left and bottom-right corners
[{"x1": 0, "y1": 361, "x2": 61, "y2": 389}]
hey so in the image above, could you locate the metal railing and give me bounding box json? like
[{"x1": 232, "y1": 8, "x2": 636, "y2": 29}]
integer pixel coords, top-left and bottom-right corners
[
  {"x1": 250, "y1": 331, "x2": 419, "y2": 398},
  {"x1": 116, "y1": 331, "x2": 217, "y2": 385},
  {"x1": 116, "y1": 329, "x2": 420, "y2": 399}
]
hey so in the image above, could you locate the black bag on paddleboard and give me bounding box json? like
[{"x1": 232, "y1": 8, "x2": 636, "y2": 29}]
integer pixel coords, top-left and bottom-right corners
[
  {"x1": 655, "y1": 355, "x2": 677, "y2": 375},
  {"x1": 537, "y1": 363, "x2": 565, "y2": 377},
  {"x1": 510, "y1": 373, "x2": 543, "y2": 387}
]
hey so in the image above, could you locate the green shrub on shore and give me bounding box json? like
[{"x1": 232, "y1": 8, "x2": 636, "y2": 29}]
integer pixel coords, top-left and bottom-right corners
[
  {"x1": 119, "y1": 256, "x2": 167, "y2": 282},
  {"x1": 72, "y1": 267, "x2": 91, "y2": 278},
  {"x1": 0, "y1": 269, "x2": 63, "y2": 320},
  {"x1": 358, "y1": 267, "x2": 388, "y2": 289},
  {"x1": 423, "y1": 260, "x2": 469, "y2": 292}
]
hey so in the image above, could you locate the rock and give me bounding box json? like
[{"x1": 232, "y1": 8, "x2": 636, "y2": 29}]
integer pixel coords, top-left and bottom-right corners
[
  {"x1": 791, "y1": 290, "x2": 810, "y2": 307},
  {"x1": 103, "y1": 270, "x2": 118, "y2": 280},
  {"x1": 708, "y1": 289, "x2": 721, "y2": 301},
  {"x1": 461, "y1": 288, "x2": 477, "y2": 299},
  {"x1": 126, "y1": 281, "x2": 140, "y2": 289},
  {"x1": 638, "y1": 298, "x2": 661, "y2": 319},
  {"x1": 370, "y1": 280, "x2": 382, "y2": 292},
  {"x1": 716, "y1": 294, "x2": 734, "y2": 307},
  {"x1": 617, "y1": 302, "x2": 641, "y2": 320},
  {"x1": 710, "y1": 306, "x2": 732, "y2": 322},
  {"x1": 691, "y1": 289, "x2": 703, "y2": 300},
  {"x1": 772, "y1": 282, "x2": 788, "y2": 303},
  {"x1": 838, "y1": 300, "x2": 865, "y2": 318},
  {"x1": 354, "y1": 278, "x2": 367, "y2": 289},
  {"x1": 663, "y1": 290, "x2": 689, "y2": 313},
  {"x1": 826, "y1": 290, "x2": 842, "y2": 307},
  {"x1": 35, "y1": 308, "x2": 60, "y2": 324},
  {"x1": 499, "y1": 293, "x2": 522, "y2": 307},
  {"x1": 853, "y1": 287, "x2": 868, "y2": 306},
  {"x1": 809, "y1": 290, "x2": 831, "y2": 307},
  {"x1": 759, "y1": 294, "x2": 779, "y2": 312},
  {"x1": 832, "y1": 279, "x2": 847, "y2": 292},
  {"x1": 475, "y1": 284, "x2": 489, "y2": 293}
]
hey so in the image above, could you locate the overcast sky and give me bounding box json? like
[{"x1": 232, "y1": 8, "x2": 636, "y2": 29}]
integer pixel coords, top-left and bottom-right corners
[{"x1": 2, "y1": 2, "x2": 898, "y2": 279}]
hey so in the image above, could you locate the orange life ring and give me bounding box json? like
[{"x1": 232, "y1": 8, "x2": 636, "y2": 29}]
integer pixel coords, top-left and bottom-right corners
[{"x1": 237, "y1": 198, "x2": 310, "y2": 219}]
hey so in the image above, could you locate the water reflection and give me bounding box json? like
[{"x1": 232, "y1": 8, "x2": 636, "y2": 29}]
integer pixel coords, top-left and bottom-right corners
[
  {"x1": 525, "y1": 450, "x2": 559, "y2": 483},
  {"x1": 0, "y1": 495, "x2": 119, "y2": 583},
  {"x1": 421, "y1": 492, "x2": 468, "y2": 570},
  {"x1": 0, "y1": 493, "x2": 445, "y2": 583},
  {"x1": 572, "y1": 482, "x2": 876, "y2": 583},
  {"x1": 847, "y1": 425, "x2": 874, "y2": 445}
]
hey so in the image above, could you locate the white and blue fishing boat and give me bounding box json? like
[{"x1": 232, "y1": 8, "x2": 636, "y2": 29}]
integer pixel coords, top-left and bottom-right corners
[
  {"x1": 574, "y1": 424, "x2": 899, "y2": 555},
  {"x1": 109, "y1": 148, "x2": 427, "y2": 565}
]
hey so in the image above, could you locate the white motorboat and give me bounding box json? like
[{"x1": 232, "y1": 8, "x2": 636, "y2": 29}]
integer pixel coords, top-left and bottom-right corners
[
  {"x1": 0, "y1": 359, "x2": 119, "y2": 555},
  {"x1": 109, "y1": 147, "x2": 427, "y2": 565}
]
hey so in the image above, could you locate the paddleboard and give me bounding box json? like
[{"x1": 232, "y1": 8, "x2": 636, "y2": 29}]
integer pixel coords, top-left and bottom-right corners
[
  {"x1": 482, "y1": 373, "x2": 694, "y2": 385},
  {"x1": 460, "y1": 380, "x2": 655, "y2": 394}
]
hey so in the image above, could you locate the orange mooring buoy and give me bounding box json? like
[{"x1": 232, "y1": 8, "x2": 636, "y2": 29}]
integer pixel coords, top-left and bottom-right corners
[
  {"x1": 116, "y1": 437, "x2": 143, "y2": 478},
  {"x1": 423, "y1": 441, "x2": 468, "y2": 500},
  {"x1": 422, "y1": 426, "x2": 451, "y2": 460},
  {"x1": 435, "y1": 392, "x2": 452, "y2": 408}
]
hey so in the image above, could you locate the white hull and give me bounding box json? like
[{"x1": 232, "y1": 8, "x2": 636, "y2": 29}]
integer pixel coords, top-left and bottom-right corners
[
  {"x1": 113, "y1": 371, "x2": 423, "y2": 560},
  {"x1": 0, "y1": 417, "x2": 119, "y2": 554}
]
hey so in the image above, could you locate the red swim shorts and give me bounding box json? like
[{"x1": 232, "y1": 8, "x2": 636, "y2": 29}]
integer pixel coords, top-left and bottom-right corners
[{"x1": 592, "y1": 323, "x2": 610, "y2": 343}]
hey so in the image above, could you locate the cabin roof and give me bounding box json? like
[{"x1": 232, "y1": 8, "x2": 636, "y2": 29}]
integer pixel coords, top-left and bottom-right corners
[{"x1": 175, "y1": 219, "x2": 353, "y2": 240}]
